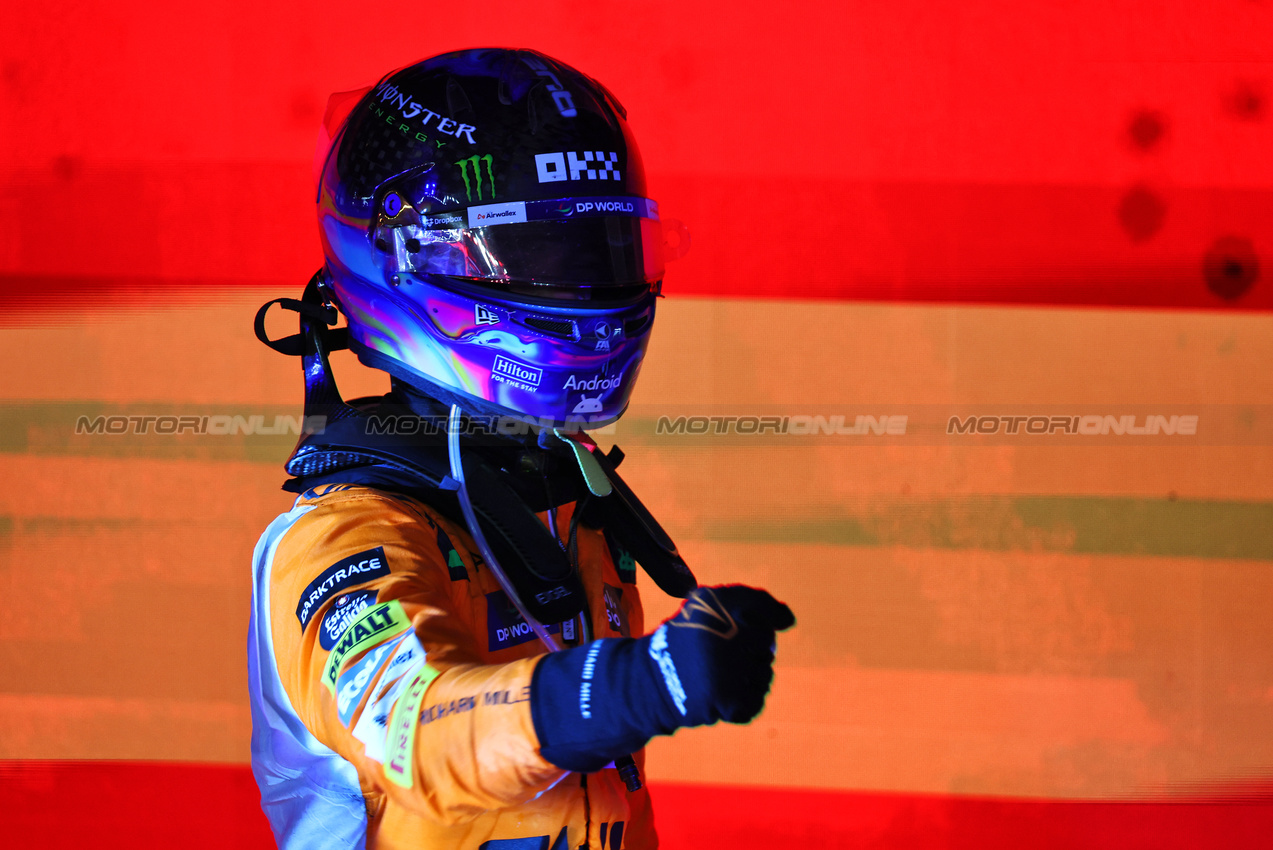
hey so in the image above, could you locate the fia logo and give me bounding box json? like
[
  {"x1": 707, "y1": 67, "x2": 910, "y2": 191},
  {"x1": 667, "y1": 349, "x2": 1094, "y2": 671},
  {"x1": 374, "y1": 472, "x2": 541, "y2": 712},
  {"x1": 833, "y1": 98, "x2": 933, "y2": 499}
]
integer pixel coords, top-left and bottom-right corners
[
  {"x1": 475, "y1": 304, "x2": 499, "y2": 325},
  {"x1": 594, "y1": 320, "x2": 613, "y2": 351}
]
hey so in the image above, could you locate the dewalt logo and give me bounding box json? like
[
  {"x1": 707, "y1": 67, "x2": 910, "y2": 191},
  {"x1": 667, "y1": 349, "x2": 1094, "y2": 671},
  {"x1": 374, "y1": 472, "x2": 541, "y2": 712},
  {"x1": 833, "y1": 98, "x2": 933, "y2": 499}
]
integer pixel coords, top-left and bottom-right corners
[
  {"x1": 457, "y1": 154, "x2": 496, "y2": 202},
  {"x1": 322, "y1": 600, "x2": 412, "y2": 694}
]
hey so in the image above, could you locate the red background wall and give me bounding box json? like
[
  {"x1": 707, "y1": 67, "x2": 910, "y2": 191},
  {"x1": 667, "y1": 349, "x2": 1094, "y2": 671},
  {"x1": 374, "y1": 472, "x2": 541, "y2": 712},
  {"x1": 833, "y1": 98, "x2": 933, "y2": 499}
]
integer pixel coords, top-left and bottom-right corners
[{"x1": 5, "y1": 0, "x2": 1272, "y2": 310}]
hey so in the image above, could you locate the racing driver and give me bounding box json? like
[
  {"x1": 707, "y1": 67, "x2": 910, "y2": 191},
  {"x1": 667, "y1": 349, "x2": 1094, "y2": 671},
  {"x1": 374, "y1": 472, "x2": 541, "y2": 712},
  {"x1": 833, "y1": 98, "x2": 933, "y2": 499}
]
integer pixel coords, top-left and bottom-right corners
[{"x1": 247, "y1": 48, "x2": 794, "y2": 849}]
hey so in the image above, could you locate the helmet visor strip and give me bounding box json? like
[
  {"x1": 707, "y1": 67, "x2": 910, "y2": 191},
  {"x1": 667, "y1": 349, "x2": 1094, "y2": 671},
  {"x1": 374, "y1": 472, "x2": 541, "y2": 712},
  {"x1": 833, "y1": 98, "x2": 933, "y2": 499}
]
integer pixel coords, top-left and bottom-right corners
[{"x1": 374, "y1": 196, "x2": 664, "y2": 295}]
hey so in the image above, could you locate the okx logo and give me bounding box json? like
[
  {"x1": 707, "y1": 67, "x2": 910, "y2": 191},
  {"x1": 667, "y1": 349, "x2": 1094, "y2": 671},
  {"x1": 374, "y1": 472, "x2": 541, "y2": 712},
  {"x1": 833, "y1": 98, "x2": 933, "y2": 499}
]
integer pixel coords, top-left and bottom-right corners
[
  {"x1": 534, "y1": 151, "x2": 621, "y2": 183},
  {"x1": 457, "y1": 154, "x2": 496, "y2": 201}
]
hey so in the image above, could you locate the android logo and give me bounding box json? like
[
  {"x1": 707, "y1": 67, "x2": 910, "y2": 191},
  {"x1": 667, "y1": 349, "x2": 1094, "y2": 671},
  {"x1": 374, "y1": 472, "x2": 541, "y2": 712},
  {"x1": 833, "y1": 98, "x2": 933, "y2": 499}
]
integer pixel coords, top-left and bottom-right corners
[{"x1": 571, "y1": 394, "x2": 603, "y2": 414}]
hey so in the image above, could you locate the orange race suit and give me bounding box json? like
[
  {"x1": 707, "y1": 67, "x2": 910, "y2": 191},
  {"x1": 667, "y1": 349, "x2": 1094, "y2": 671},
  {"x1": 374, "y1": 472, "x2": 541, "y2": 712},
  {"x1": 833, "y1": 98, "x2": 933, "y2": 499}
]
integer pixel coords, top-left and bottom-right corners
[{"x1": 247, "y1": 482, "x2": 654, "y2": 849}]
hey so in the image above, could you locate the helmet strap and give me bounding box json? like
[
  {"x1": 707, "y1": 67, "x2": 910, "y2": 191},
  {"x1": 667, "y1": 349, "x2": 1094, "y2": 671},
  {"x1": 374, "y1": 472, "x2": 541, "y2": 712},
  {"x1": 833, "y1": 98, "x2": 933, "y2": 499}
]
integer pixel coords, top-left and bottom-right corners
[{"x1": 253, "y1": 268, "x2": 357, "y2": 426}]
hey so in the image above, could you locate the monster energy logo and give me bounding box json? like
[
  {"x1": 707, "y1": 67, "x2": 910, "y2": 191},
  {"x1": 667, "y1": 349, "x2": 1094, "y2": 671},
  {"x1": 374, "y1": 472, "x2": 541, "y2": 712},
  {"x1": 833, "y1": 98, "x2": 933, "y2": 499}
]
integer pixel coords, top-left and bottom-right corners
[{"x1": 457, "y1": 155, "x2": 496, "y2": 202}]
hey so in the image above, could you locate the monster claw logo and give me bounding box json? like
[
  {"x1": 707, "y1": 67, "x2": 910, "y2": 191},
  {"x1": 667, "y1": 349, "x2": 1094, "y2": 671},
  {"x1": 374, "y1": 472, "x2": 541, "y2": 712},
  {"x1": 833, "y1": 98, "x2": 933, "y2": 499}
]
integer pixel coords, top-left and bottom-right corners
[{"x1": 457, "y1": 154, "x2": 496, "y2": 202}]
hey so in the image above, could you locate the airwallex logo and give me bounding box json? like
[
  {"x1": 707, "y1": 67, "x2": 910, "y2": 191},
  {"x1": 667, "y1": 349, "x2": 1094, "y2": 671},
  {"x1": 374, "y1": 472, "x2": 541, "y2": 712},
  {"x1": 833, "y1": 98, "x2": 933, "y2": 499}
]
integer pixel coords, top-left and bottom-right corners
[{"x1": 468, "y1": 202, "x2": 527, "y2": 228}]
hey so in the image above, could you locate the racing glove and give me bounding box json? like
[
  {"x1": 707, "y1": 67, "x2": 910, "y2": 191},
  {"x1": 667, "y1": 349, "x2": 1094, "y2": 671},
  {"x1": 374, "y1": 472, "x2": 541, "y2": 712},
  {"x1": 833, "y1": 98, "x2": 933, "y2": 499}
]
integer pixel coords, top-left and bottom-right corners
[{"x1": 531, "y1": 584, "x2": 795, "y2": 773}]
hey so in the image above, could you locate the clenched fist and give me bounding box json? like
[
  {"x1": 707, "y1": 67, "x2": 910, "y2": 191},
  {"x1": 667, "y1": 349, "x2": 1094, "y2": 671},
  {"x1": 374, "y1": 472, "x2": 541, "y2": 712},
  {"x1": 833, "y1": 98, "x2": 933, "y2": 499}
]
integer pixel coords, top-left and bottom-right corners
[
  {"x1": 646, "y1": 585, "x2": 796, "y2": 726},
  {"x1": 532, "y1": 585, "x2": 796, "y2": 773}
]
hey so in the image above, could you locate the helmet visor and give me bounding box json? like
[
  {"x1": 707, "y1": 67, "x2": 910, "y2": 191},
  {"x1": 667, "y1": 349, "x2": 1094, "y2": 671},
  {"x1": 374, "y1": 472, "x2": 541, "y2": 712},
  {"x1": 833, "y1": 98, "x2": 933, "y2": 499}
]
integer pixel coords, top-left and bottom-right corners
[{"x1": 373, "y1": 196, "x2": 663, "y2": 298}]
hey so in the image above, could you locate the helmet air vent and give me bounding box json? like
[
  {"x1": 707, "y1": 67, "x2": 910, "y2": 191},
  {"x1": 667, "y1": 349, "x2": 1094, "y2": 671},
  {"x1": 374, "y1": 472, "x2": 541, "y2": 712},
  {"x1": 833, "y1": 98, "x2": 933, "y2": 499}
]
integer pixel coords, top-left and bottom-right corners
[
  {"x1": 623, "y1": 314, "x2": 651, "y2": 337},
  {"x1": 446, "y1": 75, "x2": 476, "y2": 124},
  {"x1": 523, "y1": 316, "x2": 578, "y2": 339}
]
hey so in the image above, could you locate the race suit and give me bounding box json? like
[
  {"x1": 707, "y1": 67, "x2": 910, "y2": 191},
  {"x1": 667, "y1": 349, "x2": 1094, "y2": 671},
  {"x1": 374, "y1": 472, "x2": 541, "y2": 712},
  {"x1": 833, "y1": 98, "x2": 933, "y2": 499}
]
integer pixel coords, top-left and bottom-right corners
[{"x1": 247, "y1": 482, "x2": 655, "y2": 849}]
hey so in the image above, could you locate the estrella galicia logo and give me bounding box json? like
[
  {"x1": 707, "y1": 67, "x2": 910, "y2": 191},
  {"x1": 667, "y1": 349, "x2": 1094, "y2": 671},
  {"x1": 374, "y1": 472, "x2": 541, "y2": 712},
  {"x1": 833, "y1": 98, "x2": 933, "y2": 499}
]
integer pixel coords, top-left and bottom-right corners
[
  {"x1": 295, "y1": 546, "x2": 389, "y2": 629},
  {"x1": 456, "y1": 154, "x2": 495, "y2": 202},
  {"x1": 486, "y1": 591, "x2": 560, "y2": 652},
  {"x1": 319, "y1": 590, "x2": 379, "y2": 650}
]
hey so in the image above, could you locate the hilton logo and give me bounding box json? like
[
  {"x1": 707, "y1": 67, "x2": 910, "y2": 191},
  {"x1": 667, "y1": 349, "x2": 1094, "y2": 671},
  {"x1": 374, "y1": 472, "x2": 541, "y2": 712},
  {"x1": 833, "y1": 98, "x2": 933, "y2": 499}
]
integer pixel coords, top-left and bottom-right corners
[{"x1": 492, "y1": 356, "x2": 542, "y2": 389}]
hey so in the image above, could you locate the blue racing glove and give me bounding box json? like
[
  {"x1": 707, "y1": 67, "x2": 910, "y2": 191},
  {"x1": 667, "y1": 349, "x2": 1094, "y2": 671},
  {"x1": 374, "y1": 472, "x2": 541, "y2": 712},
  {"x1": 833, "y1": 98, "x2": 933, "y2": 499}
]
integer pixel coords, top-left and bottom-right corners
[{"x1": 531, "y1": 585, "x2": 795, "y2": 773}]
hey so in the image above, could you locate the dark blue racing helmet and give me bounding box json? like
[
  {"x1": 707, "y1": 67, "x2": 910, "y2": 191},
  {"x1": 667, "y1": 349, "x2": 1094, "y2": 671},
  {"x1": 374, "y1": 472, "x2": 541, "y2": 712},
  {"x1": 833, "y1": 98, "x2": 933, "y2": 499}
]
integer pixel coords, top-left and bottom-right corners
[{"x1": 316, "y1": 48, "x2": 668, "y2": 427}]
